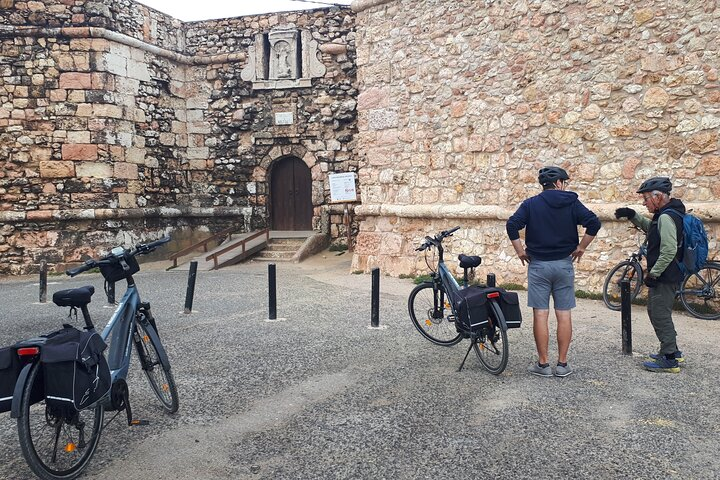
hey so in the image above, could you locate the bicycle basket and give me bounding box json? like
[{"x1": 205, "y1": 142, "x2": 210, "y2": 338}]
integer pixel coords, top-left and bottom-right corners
[{"x1": 100, "y1": 254, "x2": 139, "y2": 282}]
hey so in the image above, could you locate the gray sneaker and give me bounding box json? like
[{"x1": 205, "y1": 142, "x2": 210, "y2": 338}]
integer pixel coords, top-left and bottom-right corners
[
  {"x1": 528, "y1": 362, "x2": 553, "y2": 377},
  {"x1": 554, "y1": 363, "x2": 573, "y2": 377}
]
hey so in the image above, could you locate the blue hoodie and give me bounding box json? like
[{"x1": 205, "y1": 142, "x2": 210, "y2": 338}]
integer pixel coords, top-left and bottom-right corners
[{"x1": 506, "y1": 190, "x2": 601, "y2": 261}]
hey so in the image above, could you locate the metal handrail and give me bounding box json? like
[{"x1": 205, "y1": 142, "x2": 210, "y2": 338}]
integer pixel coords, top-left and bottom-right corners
[
  {"x1": 168, "y1": 226, "x2": 236, "y2": 268},
  {"x1": 205, "y1": 228, "x2": 270, "y2": 269}
]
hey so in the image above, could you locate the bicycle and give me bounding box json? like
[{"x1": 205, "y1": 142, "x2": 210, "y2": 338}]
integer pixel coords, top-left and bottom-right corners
[
  {"x1": 407, "y1": 227, "x2": 520, "y2": 375},
  {"x1": 9, "y1": 237, "x2": 179, "y2": 480},
  {"x1": 602, "y1": 228, "x2": 720, "y2": 320}
]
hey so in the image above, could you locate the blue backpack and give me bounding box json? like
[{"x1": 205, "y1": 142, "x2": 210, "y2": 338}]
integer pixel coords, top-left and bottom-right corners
[{"x1": 664, "y1": 208, "x2": 709, "y2": 275}]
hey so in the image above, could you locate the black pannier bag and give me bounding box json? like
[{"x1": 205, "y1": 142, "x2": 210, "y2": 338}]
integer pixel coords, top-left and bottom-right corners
[
  {"x1": 453, "y1": 286, "x2": 490, "y2": 335},
  {"x1": 454, "y1": 287, "x2": 523, "y2": 334},
  {"x1": 100, "y1": 253, "x2": 139, "y2": 283},
  {"x1": 0, "y1": 346, "x2": 21, "y2": 413},
  {"x1": 41, "y1": 326, "x2": 111, "y2": 411},
  {"x1": 498, "y1": 290, "x2": 522, "y2": 329}
]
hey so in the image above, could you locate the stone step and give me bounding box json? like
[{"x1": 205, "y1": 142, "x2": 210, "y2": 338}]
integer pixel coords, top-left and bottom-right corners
[
  {"x1": 254, "y1": 250, "x2": 295, "y2": 260},
  {"x1": 265, "y1": 244, "x2": 299, "y2": 252},
  {"x1": 269, "y1": 238, "x2": 307, "y2": 246},
  {"x1": 252, "y1": 255, "x2": 293, "y2": 262}
]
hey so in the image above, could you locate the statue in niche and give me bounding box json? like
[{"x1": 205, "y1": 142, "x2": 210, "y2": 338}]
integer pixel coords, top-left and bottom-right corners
[
  {"x1": 241, "y1": 24, "x2": 327, "y2": 88},
  {"x1": 274, "y1": 41, "x2": 292, "y2": 79}
]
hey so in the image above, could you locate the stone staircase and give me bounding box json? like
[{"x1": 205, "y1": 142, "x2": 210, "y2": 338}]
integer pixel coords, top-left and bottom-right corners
[{"x1": 252, "y1": 237, "x2": 307, "y2": 262}]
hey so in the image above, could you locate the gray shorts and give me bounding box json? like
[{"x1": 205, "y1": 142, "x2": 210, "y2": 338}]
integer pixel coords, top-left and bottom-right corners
[{"x1": 527, "y1": 257, "x2": 576, "y2": 310}]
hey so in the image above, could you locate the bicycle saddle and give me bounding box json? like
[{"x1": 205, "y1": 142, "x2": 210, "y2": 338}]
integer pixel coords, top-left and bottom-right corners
[
  {"x1": 53, "y1": 285, "x2": 95, "y2": 307},
  {"x1": 458, "y1": 254, "x2": 481, "y2": 269}
]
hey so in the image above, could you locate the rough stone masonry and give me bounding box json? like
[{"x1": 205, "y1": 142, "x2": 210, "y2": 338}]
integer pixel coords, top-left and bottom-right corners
[
  {"x1": 0, "y1": 0, "x2": 357, "y2": 274},
  {"x1": 350, "y1": 0, "x2": 720, "y2": 292}
]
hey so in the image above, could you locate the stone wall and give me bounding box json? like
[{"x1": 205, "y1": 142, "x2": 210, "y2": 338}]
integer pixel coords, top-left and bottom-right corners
[
  {"x1": 0, "y1": 0, "x2": 357, "y2": 274},
  {"x1": 350, "y1": 0, "x2": 720, "y2": 292}
]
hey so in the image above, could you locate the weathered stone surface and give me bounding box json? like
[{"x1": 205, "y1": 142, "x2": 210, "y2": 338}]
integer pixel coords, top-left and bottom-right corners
[
  {"x1": 351, "y1": 0, "x2": 720, "y2": 291},
  {"x1": 59, "y1": 72, "x2": 92, "y2": 89},
  {"x1": 61, "y1": 144, "x2": 98, "y2": 161},
  {"x1": 39, "y1": 161, "x2": 75, "y2": 178}
]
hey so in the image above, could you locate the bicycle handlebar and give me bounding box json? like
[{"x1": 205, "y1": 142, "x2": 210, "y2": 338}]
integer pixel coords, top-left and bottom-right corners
[
  {"x1": 415, "y1": 227, "x2": 461, "y2": 251},
  {"x1": 66, "y1": 237, "x2": 171, "y2": 277}
]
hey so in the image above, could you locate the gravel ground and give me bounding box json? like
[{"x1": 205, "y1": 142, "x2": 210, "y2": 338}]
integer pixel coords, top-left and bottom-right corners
[{"x1": 1, "y1": 250, "x2": 719, "y2": 480}]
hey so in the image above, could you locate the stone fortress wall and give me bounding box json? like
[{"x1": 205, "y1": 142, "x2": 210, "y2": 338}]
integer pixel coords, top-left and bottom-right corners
[
  {"x1": 350, "y1": 0, "x2": 720, "y2": 292},
  {"x1": 0, "y1": 0, "x2": 356, "y2": 274}
]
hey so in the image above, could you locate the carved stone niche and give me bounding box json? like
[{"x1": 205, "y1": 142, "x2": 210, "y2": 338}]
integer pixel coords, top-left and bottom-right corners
[{"x1": 241, "y1": 24, "x2": 327, "y2": 90}]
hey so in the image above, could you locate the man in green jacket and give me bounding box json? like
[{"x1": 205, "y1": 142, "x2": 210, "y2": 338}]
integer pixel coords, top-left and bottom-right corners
[{"x1": 615, "y1": 177, "x2": 685, "y2": 373}]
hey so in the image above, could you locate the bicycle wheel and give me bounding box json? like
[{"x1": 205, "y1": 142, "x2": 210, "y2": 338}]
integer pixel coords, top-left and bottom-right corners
[
  {"x1": 679, "y1": 263, "x2": 720, "y2": 320},
  {"x1": 134, "y1": 320, "x2": 179, "y2": 413},
  {"x1": 17, "y1": 362, "x2": 103, "y2": 480},
  {"x1": 473, "y1": 316, "x2": 509, "y2": 375},
  {"x1": 408, "y1": 283, "x2": 463, "y2": 346},
  {"x1": 602, "y1": 261, "x2": 643, "y2": 311}
]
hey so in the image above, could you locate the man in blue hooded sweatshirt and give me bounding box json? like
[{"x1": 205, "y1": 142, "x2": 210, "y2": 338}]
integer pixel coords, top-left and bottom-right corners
[{"x1": 506, "y1": 166, "x2": 601, "y2": 378}]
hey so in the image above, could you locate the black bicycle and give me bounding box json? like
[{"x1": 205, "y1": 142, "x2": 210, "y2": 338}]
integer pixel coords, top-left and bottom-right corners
[
  {"x1": 9, "y1": 237, "x2": 178, "y2": 480},
  {"x1": 408, "y1": 227, "x2": 520, "y2": 375},
  {"x1": 602, "y1": 228, "x2": 720, "y2": 320}
]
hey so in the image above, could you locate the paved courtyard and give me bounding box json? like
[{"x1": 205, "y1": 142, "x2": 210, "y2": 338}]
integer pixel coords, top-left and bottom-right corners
[{"x1": 1, "y1": 251, "x2": 719, "y2": 479}]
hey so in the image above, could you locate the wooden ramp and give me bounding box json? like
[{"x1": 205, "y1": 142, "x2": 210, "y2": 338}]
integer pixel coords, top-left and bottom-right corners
[{"x1": 173, "y1": 230, "x2": 270, "y2": 271}]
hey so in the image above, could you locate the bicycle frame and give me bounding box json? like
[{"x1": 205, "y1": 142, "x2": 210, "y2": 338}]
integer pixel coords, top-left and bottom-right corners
[
  {"x1": 103, "y1": 278, "x2": 170, "y2": 384},
  {"x1": 102, "y1": 283, "x2": 140, "y2": 382}
]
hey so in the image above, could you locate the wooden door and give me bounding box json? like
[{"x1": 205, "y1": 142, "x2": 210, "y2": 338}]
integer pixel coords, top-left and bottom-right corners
[{"x1": 270, "y1": 157, "x2": 312, "y2": 230}]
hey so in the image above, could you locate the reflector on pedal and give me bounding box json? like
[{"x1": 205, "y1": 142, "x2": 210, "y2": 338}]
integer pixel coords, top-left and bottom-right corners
[{"x1": 65, "y1": 443, "x2": 76, "y2": 453}]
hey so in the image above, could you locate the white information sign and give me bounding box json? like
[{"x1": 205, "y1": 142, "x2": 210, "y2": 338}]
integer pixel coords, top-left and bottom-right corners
[
  {"x1": 329, "y1": 172, "x2": 357, "y2": 202},
  {"x1": 274, "y1": 112, "x2": 294, "y2": 125}
]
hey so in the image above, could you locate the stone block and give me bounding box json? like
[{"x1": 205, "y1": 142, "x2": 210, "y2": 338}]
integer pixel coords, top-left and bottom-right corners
[
  {"x1": 28, "y1": 147, "x2": 51, "y2": 162},
  {"x1": 91, "y1": 72, "x2": 115, "y2": 90},
  {"x1": 117, "y1": 193, "x2": 136, "y2": 208},
  {"x1": 187, "y1": 147, "x2": 209, "y2": 159},
  {"x1": 62, "y1": 144, "x2": 97, "y2": 161},
  {"x1": 125, "y1": 147, "x2": 146, "y2": 164},
  {"x1": 159, "y1": 132, "x2": 176, "y2": 146},
  {"x1": 67, "y1": 131, "x2": 91, "y2": 143},
  {"x1": 93, "y1": 104, "x2": 123, "y2": 118},
  {"x1": 40, "y1": 160, "x2": 74, "y2": 178},
  {"x1": 114, "y1": 162, "x2": 138, "y2": 179},
  {"x1": 59, "y1": 72, "x2": 91, "y2": 89},
  {"x1": 642, "y1": 87, "x2": 670, "y2": 108},
  {"x1": 126, "y1": 60, "x2": 151, "y2": 82},
  {"x1": 76, "y1": 162, "x2": 113, "y2": 178}
]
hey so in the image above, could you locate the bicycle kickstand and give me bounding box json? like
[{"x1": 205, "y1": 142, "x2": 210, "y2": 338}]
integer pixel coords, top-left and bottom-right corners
[
  {"x1": 121, "y1": 387, "x2": 149, "y2": 427},
  {"x1": 458, "y1": 340, "x2": 475, "y2": 372}
]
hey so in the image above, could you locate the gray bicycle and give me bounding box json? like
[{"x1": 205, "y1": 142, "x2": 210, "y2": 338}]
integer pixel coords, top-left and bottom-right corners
[
  {"x1": 602, "y1": 228, "x2": 720, "y2": 320},
  {"x1": 10, "y1": 237, "x2": 178, "y2": 480}
]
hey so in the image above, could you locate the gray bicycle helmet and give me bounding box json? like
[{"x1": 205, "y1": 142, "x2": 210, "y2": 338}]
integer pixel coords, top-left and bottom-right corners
[
  {"x1": 636, "y1": 177, "x2": 672, "y2": 194},
  {"x1": 538, "y1": 166, "x2": 569, "y2": 186}
]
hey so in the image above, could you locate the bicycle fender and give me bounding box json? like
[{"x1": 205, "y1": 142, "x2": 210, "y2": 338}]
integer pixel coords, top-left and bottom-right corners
[
  {"x1": 488, "y1": 300, "x2": 508, "y2": 331},
  {"x1": 140, "y1": 319, "x2": 171, "y2": 371},
  {"x1": 11, "y1": 363, "x2": 34, "y2": 418}
]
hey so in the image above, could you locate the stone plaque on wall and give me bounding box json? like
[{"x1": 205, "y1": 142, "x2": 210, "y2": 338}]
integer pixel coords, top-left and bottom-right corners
[{"x1": 275, "y1": 112, "x2": 294, "y2": 125}]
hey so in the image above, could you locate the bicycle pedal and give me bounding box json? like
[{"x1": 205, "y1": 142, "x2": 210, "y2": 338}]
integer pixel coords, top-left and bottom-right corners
[{"x1": 129, "y1": 419, "x2": 150, "y2": 426}]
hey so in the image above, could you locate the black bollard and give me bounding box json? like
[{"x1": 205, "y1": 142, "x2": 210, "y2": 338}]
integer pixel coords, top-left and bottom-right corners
[
  {"x1": 371, "y1": 267, "x2": 380, "y2": 327},
  {"x1": 184, "y1": 261, "x2": 198, "y2": 314},
  {"x1": 268, "y1": 263, "x2": 277, "y2": 320},
  {"x1": 39, "y1": 260, "x2": 47, "y2": 303},
  {"x1": 620, "y1": 279, "x2": 632, "y2": 355},
  {"x1": 486, "y1": 273, "x2": 496, "y2": 288},
  {"x1": 107, "y1": 281, "x2": 115, "y2": 305}
]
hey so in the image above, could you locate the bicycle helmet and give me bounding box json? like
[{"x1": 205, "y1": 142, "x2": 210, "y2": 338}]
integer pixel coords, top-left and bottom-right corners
[
  {"x1": 636, "y1": 177, "x2": 672, "y2": 194},
  {"x1": 538, "y1": 166, "x2": 569, "y2": 186}
]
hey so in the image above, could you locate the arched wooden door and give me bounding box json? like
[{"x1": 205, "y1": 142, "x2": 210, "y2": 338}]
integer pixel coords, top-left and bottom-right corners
[{"x1": 270, "y1": 157, "x2": 312, "y2": 230}]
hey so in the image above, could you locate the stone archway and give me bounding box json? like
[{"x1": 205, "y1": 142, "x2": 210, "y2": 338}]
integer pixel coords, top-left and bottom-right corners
[{"x1": 270, "y1": 156, "x2": 312, "y2": 231}]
